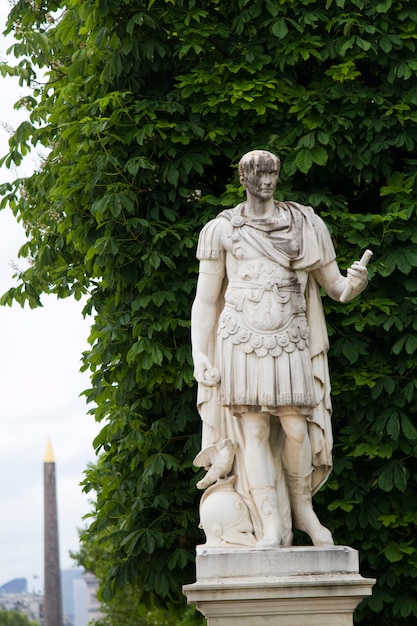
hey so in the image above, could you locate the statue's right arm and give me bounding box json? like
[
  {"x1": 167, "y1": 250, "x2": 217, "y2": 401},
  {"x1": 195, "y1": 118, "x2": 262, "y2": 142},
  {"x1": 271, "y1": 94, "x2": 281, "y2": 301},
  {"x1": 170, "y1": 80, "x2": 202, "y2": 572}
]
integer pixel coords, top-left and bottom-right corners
[{"x1": 191, "y1": 259, "x2": 225, "y2": 387}]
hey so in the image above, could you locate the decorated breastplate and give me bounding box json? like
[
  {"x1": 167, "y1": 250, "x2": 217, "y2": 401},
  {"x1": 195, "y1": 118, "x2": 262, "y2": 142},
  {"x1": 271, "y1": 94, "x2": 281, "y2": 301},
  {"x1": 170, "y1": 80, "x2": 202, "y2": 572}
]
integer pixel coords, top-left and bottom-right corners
[
  {"x1": 219, "y1": 258, "x2": 308, "y2": 357},
  {"x1": 224, "y1": 258, "x2": 306, "y2": 332}
]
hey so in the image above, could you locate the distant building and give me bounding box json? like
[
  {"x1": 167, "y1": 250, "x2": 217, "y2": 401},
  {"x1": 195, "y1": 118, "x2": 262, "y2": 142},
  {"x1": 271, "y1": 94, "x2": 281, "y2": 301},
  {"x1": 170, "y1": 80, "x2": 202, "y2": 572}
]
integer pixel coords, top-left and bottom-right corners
[
  {"x1": 73, "y1": 578, "x2": 88, "y2": 626},
  {"x1": 0, "y1": 578, "x2": 28, "y2": 594},
  {"x1": 0, "y1": 578, "x2": 41, "y2": 623},
  {"x1": 0, "y1": 590, "x2": 43, "y2": 623},
  {"x1": 0, "y1": 571, "x2": 101, "y2": 626},
  {"x1": 84, "y1": 574, "x2": 104, "y2": 624},
  {"x1": 61, "y1": 570, "x2": 103, "y2": 626},
  {"x1": 61, "y1": 570, "x2": 88, "y2": 626}
]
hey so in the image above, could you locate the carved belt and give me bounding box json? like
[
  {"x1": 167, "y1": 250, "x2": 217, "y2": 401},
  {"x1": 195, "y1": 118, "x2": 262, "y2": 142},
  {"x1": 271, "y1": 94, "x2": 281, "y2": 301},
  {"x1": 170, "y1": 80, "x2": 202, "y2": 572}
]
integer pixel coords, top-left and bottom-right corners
[
  {"x1": 228, "y1": 279, "x2": 299, "y2": 292},
  {"x1": 226, "y1": 280, "x2": 304, "y2": 312}
]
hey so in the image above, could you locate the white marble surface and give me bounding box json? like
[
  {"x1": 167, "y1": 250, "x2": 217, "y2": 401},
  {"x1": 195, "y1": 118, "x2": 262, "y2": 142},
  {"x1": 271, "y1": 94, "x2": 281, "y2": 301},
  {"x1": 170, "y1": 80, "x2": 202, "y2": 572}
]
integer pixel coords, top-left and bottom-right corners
[
  {"x1": 184, "y1": 546, "x2": 375, "y2": 626},
  {"x1": 195, "y1": 545, "x2": 360, "y2": 579},
  {"x1": 191, "y1": 150, "x2": 369, "y2": 548}
]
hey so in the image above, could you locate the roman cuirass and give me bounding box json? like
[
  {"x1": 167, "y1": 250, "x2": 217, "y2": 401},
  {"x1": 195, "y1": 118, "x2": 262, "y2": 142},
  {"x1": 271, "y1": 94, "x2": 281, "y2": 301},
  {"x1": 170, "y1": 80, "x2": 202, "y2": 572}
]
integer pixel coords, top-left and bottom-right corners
[{"x1": 219, "y1": 257, "x2": 309, "y2": 357}]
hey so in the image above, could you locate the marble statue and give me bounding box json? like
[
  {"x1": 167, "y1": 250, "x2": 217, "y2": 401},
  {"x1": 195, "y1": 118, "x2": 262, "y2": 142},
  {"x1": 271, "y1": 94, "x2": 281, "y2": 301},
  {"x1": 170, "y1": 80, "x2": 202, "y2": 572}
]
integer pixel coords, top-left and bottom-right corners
[{"x1": 191, "y1": 149, "x2": 371, "y2": 549}]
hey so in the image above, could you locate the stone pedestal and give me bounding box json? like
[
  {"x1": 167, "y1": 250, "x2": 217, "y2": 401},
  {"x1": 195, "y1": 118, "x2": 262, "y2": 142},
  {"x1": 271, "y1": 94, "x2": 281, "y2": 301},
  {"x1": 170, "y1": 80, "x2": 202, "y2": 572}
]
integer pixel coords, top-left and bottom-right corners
[{"x1": 183, "y1": 546, "x2": 375, "y2": 626}]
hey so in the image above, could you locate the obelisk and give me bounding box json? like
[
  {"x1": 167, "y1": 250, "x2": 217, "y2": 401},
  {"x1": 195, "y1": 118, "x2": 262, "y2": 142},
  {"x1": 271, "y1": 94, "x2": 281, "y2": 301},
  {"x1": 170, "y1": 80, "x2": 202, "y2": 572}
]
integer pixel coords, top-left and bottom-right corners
[{"x1": 44, "y1": 438, "x2": 63, "y2": 626}]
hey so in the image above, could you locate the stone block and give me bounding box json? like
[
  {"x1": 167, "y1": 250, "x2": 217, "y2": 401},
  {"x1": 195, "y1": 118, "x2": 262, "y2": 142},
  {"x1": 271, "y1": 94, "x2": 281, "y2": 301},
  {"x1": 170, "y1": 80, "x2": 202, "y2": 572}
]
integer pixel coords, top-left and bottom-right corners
[{"x1": 183, "y1": 546, "x2": 375, "y2": 626}]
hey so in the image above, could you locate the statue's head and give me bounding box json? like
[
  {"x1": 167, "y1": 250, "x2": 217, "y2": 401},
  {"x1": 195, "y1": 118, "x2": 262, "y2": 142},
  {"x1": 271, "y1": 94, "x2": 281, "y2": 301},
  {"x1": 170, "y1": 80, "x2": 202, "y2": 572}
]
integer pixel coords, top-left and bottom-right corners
[
  {"x1": 238, "y1": 150, "x2": 281, "y2": 184},
  {"x1": 238, "y1": 150, "x2": 280, "y2": 201}
]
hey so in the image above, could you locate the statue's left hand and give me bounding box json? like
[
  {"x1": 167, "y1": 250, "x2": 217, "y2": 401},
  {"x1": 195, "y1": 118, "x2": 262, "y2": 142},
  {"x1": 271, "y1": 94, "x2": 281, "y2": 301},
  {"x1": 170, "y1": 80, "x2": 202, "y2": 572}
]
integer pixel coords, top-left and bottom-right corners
[
  {"x1": 338, "y1": 249, "x2": 372, "y2": 302},
  {"x1": 346, "y1": 260, "x2": 369, "y2": 293}
]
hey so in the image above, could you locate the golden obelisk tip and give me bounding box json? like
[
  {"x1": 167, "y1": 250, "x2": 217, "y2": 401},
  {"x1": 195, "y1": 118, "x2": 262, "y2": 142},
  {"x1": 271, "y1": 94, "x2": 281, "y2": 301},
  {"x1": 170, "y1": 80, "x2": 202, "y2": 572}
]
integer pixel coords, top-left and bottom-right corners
[{"x1": 44, "y1": 438, "x2": 55, "y2": 463}]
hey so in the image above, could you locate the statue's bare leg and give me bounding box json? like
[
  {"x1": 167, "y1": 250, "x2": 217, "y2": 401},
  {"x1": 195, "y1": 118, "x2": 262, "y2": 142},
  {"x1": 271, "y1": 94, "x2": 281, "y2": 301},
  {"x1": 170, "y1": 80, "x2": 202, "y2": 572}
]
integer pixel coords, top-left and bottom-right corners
[
  {"x1": 279, "y1": 411, "x2": 333, "y2": 546},
  {"x1": 241, "y1": 412, "x2": 282, "y2": 547}
]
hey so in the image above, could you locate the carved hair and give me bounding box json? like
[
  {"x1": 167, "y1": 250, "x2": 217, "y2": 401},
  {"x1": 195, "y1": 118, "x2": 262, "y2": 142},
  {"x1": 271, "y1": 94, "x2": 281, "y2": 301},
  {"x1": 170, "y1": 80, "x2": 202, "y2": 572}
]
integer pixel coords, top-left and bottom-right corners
[{"x1": 238, "y1": 150, "x2": 281, "y2": 181}]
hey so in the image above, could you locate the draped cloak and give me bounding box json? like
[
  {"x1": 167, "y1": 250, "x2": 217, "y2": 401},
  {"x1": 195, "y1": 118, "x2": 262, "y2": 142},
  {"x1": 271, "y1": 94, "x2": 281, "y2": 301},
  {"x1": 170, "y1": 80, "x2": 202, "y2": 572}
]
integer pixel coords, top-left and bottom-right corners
[{"x1": 195, "y1": 201, "x2": 335, "y2": 542}]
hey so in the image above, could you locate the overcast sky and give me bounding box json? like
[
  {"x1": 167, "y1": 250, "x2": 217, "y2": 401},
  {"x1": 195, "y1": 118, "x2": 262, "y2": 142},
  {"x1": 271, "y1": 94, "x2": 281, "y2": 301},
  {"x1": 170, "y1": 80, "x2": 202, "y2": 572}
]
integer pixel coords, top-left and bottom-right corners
[{"x1": 0, "y1": 4, "x2": 100, "y2": 590}]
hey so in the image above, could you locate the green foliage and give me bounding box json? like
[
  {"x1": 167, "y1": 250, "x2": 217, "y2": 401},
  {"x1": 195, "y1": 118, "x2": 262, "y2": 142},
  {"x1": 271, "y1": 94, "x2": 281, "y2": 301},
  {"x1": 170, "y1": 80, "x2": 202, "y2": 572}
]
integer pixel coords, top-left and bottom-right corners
[
  {"x1": 85, "y1": 582, "x2": 202, "y2": 626},
  {"x1": 0, "y1": 611, "x2": 38, "y2": 626},
  {"x1": 2, "y1": 0, "x2": 417, "y2": 624}
]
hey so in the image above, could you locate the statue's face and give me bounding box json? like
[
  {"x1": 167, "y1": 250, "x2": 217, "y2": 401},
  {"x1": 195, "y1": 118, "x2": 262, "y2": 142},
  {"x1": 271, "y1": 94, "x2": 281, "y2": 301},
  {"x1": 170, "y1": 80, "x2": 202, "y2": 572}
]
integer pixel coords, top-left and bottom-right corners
[{"x1": 241, "y1": 155, "x2": 279, "y2": 200}]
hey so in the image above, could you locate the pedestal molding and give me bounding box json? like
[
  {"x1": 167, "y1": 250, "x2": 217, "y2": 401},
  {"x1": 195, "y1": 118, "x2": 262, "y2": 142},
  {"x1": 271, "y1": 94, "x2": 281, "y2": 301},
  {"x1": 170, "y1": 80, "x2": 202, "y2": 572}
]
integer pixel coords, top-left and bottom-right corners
[{"x1": 184, "y1": 546, "x2": 375, "y2": 626}]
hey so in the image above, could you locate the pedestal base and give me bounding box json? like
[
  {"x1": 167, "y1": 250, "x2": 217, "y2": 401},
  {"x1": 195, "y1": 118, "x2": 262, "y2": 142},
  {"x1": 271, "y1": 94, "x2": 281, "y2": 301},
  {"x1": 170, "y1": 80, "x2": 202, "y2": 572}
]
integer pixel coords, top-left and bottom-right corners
[{"x1": 183, "y1": 546, "x2": 375, "y2": 626}]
